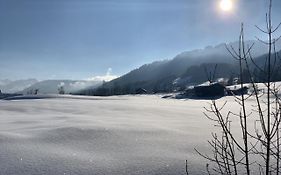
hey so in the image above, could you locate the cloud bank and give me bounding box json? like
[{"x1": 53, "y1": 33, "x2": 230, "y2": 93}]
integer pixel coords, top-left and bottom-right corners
[{"x1": 87, "y1": 68, "x2": 118, "y2": 82}]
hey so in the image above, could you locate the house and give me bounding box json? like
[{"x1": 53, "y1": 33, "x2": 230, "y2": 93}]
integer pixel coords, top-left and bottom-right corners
[
  {"x1": 185, "y1": 86, "x2": 195, "y2": 97},
  {"x1": 135, "y1": 88, "x2": 147, "y2": 94},
  {"x1": 233, "y1": 77, "x2": 239, "y2": 85},
  {"x1": 194, "y1": 82, "x2": 225, "y2": 97},
  {"x1": 226, "y1": 86, "x2": 249, "y2": 96}
]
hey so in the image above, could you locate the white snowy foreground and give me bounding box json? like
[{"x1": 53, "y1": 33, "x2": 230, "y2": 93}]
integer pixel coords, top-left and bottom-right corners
[{"x1": 0, "y1": 94, "x2": 264, "y2": 174}]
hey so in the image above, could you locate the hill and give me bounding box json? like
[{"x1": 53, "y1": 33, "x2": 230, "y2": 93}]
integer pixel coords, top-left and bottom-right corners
[
  {"x1": 0, "y1": 79, "x2": 38, "y2": 93},
  {"x1": 20, "y1": 80, "x2": 102, "y2": 94},
  {"x1": 78, "y1": 40, "x2": 281, "y2": 96}
]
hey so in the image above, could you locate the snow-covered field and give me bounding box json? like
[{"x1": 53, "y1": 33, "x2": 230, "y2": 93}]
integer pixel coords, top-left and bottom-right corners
[{"x1": 0, "y1": 95, "x2": 259, "y2": 174}]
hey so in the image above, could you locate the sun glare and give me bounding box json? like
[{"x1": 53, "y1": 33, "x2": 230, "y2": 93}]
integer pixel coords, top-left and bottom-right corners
[{"x1": 220, "y1": 0, "x2": 233, "y2": 12}]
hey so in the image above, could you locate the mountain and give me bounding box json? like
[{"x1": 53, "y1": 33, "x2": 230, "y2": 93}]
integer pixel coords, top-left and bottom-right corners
[
  {"x1": 79, "y1": 40, "x2": 281, "y2": 96},
  {"x1": 177, "y1": 63, "x2": 238, "y2": 85},
  {"x1": 20, "y1": 80, "x2": 102, "y2": 94},
  {"x1": 250, "y1": 50, "x2": 281, "y2": 82},
  {"x1": 0, "y1": 79, "x2": 38, "y2": 93}
]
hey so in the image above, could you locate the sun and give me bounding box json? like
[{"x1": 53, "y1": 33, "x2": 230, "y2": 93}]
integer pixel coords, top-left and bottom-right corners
[{"x1": 220, "y1": 0, "x2": 233, "y2": 12}]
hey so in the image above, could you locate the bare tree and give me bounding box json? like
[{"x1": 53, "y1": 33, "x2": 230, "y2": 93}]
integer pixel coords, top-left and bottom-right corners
[
  {"x1": 204, "y1": 64, "x2": 218, "y2": 83},
  {"x1": 58, "y1": 86, "x2": 65, "y2": 95},
  {"x1": 195, "y1": 0, "x2": 281, "y2": 174}
]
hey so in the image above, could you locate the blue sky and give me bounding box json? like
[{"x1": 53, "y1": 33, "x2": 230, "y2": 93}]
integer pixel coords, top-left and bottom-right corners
[{"x1": 0, "y1": 0, "x2": 280, "y2": 80}]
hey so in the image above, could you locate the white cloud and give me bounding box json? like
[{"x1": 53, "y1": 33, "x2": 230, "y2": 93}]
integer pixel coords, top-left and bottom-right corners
[
  {"x1": 69, "y1": 81, "x2": 101, "y2": 91},
  {"x1": 87, "y1": 68, "x2": 118, "y2": 82},
  {"x1": 69, "y1": 81, "x2": 86, "y2": 89},
  {"x1": 69, "y1": 81, "x2": 86, "y2": 88}
]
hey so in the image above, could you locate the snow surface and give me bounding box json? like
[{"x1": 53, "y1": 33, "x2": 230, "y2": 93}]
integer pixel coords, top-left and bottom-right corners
[{"x1": 0, "y1": 95, "x2": 267, "y2": 174}]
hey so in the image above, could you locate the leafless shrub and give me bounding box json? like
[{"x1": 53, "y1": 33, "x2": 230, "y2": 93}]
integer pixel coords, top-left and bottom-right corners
[{"x1": 195, "y1": 0, "x2": 281, "y2": 174}]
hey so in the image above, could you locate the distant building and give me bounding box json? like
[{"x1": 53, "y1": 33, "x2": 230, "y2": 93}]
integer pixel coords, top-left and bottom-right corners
[
  {"x1": 194, "y1": 82, "x2": 225, "y2": 97},
  {"x1": 135, "y1": 88, "x2": 147, "y2": 94},
  {"x1": 185, "y1": 86, "x2": 195, "y2": 97},
  {"x1": 233, "y1": 77, "x2": 239, "y2": 85},
  {"x1": 226, "y1": 86, "x2": 248, "y2": 96}
]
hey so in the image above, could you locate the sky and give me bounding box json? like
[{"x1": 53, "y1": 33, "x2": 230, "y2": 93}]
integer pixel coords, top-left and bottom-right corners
[{"x1": 0, "y1": 0, "x2": 280, "y2": 80}]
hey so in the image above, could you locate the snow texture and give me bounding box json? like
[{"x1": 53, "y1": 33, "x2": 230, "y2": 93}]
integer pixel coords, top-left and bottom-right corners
[{"x1": 0, "y1": 94, "x2": 272, "y2": 174}]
